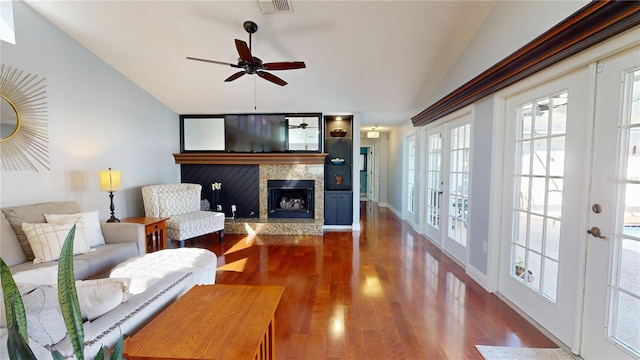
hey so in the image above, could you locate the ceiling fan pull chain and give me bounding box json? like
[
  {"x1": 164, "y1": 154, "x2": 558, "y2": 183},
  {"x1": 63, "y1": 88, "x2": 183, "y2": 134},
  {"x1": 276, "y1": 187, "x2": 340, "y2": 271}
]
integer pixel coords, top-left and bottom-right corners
[{"x1": 254, "y1": 76, "x2": 257, "y2": 110}]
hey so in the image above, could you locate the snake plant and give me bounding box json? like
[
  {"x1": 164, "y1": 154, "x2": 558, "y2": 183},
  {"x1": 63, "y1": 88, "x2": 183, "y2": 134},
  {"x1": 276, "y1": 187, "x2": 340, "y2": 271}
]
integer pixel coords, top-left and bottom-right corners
[{"x1": 1, "y1": 224, "x2": 123, "y2": 360}]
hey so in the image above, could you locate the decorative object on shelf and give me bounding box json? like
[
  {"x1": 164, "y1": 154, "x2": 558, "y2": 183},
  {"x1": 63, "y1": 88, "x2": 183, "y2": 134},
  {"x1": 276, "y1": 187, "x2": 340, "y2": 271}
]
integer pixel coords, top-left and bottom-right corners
[
  {"x1": 367, "y1": 126, "x2": 380, "y2": 139},
  {"x1": 330, "y1": 128, "x2": 347, "y2": 137},
  {"x1": 0, "y1": 65, "x2": 49, "y2": 171},
  {"x1": 330, "y1": 157, "x2": 345, "y2": 165},
  {"x1": 211, "y1": 182, "x2": 222, "y2": 211},
  {"x1": 335, "y1": 174, "x2": 343, "y2": 185},
  {"x1": 99, "y1": 168, "x2": 122, "y2": 223}
]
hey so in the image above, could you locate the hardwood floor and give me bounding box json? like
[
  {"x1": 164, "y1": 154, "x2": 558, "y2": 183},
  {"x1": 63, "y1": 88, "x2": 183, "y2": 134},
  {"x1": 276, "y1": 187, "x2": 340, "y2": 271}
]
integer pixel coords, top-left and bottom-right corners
[{"x1": 190, "y1": 201, "x2": 557, "y2": 359}]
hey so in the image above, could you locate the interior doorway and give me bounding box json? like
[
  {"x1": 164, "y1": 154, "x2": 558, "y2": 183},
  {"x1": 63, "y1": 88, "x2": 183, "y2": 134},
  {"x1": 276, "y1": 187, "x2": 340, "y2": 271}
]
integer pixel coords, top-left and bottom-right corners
[{"x1": 360, "y1": 145, "x2": 376, "y2": 201}]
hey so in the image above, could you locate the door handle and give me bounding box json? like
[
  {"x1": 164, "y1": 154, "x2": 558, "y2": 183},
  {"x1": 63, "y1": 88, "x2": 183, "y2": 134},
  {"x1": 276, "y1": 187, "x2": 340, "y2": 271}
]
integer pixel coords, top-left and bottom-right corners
[{"x1": 587, "y1": 226, "x2": 606, "y2": 239}]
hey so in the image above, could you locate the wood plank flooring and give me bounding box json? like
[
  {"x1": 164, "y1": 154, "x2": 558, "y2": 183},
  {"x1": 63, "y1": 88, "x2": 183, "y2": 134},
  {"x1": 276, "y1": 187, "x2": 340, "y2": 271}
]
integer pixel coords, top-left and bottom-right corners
[{"x1": 190, "y1": 201, "x2": 557, "y2": 359}]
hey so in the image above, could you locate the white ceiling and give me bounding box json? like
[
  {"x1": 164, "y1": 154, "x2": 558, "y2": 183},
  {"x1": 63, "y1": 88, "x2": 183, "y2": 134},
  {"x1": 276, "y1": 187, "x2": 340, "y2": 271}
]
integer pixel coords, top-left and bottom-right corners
[{"x1": 23, "y1": 0, "x2": 496, "y2": 132}]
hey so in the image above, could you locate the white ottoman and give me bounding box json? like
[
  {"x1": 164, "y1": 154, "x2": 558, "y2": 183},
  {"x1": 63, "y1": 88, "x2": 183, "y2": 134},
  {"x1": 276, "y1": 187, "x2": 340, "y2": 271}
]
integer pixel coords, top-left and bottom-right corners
[{"x1": 110, "y1": 248, "x2": 217, "y2": 294}]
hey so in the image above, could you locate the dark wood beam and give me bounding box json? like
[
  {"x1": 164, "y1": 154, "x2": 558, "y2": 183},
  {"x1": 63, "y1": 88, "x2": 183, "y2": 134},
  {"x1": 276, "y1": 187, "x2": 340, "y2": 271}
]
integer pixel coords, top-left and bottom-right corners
[{"x1": 173, "y1": 152, "x2": 328, "y2": 165}]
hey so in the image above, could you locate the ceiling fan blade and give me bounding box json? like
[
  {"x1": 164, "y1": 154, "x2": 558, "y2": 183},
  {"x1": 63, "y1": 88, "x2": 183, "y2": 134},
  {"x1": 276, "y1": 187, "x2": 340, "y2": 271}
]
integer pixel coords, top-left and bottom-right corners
[
  {"x1": 257, "y1": 71, "x2": 287, "y2": 86},
  {"x1": 186, "y1": 57, "x2": 236, "y2": 67},
  {"x1": 262, "y1": 62, "x2": 306, "y2": 71},
  {"x1": 235, "y1": 39, "x2": 254, "y2": 65},
  {"x1": 224, "y1": 71, "x2": 247, "y2": 82}
]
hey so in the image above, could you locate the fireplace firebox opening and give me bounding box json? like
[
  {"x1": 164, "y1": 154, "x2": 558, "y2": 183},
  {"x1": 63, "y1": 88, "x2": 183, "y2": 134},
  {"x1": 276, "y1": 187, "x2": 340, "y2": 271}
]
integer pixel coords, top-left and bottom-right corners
[{"x1": 267, "y1": 180, "x2": 314, "y2": 219}]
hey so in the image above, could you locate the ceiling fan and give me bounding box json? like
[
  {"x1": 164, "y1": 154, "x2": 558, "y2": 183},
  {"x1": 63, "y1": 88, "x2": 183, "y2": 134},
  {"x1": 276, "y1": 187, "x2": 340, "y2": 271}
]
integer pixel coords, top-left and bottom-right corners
[
  {"x1": 286, "y1": 117, "x2": 317, "y2": 129},
  {"x1": 186, "y1": 21, "x2": 306, "y2": 86}
]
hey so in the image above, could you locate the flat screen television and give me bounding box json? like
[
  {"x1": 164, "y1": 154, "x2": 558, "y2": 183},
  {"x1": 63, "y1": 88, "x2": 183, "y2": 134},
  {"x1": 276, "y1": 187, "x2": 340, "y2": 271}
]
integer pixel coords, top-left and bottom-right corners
[{"x1": 224, "y1": 114, "x2": 286, "y2": 152}]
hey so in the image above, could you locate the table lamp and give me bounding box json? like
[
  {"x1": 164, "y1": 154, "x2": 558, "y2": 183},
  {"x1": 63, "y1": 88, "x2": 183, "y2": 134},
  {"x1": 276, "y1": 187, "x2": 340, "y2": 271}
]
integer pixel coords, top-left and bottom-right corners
[{"x1": 99, "y1": 168, "x2": 121, "y2": 223}]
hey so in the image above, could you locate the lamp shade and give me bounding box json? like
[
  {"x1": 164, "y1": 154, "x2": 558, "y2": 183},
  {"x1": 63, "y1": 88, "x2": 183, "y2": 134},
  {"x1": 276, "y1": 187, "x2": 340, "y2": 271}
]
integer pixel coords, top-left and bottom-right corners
[
  {"x1": 367, "y1": 131, "x2": 380, "y2": 139},
  {"x1": 99, "y1": 168, "x2": 121, "y2": 192}
]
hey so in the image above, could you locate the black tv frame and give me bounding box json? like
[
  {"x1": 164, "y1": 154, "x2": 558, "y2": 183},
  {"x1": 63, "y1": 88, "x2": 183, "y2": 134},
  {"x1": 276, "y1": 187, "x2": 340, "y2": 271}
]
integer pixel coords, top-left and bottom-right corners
[{"x1": 180, "y1": 113, "x2": 323, "y2": 153}]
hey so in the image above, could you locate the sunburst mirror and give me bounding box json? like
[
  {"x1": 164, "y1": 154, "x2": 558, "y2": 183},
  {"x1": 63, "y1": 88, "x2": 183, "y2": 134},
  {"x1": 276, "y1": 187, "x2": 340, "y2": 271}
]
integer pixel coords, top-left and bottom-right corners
[{"x1": 0, "y1": 64, "x2": 49, "y2": 171}]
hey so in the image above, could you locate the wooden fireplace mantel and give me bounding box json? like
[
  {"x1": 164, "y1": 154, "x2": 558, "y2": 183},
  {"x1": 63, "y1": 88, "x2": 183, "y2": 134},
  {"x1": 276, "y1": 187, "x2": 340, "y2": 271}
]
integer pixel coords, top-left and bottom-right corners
[{"x1": 173, "y1": 153, "x2": 328, "y2": 165}]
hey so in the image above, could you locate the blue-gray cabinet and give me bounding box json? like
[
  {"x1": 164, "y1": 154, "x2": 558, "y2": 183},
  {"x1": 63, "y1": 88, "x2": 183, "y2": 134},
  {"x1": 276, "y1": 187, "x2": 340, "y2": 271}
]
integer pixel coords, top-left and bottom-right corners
[{"x1": 325, "y1": 191, "x2": 353, "y2": 225}]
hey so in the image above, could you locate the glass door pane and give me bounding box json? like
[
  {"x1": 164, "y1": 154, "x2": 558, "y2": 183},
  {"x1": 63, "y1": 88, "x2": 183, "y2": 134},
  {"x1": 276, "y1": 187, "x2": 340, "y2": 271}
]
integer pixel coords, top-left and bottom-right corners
[
  {"x1": 407, "y1": 137, "x2": 416, "y2": 214},
  {"x1": 511, "y1": 91, "x2": 567, "y2": 302},
  {"x1": 427, "y1": 132, "x2": 442, "y2": 229},
  {"x1": 608, "y1": 68, "x2": 640, "y2": 355},
  {"x1": 448, "y1": 123, "x2": 470, "y2": 247}
]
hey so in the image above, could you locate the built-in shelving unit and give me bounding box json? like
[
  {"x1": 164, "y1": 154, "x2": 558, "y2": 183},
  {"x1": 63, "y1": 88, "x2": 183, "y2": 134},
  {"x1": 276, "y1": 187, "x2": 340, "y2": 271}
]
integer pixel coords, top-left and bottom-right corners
[{"x1": 324, "y1": 115, "x2": 353, "y2": 225}]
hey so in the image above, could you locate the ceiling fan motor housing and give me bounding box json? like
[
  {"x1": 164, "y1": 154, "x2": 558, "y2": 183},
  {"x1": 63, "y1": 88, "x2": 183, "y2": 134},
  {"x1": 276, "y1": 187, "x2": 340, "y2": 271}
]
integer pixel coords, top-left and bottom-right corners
[{"x1": 244, "y1": 21, "x2": 258, "y2": 34}]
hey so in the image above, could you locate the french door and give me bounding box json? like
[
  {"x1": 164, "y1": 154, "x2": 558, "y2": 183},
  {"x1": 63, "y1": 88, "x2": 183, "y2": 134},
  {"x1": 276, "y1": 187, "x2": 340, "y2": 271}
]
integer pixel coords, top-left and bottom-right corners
[
  {"x1": 424, "y1": 126, "x2": 443, "y2": 243},
  {"x1": 424, "y1": 113, "x2": 471, "y2": 265},
  {"x1": 499, "y1": 69, "x2": 590, "y2": 350},
  {"x1": 581, "y1": 47, "x2": 639, "y2": 360}
]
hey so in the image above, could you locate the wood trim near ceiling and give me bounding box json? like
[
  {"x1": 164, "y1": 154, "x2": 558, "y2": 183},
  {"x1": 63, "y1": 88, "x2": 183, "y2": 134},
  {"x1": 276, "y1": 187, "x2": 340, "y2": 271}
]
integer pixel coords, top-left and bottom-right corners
[
  {"x1": 412, "y1": 1, "x2": 640, "y2": 127},
  {"x1": 173, "y1": 152, "x2": 328, "y2": 165}
]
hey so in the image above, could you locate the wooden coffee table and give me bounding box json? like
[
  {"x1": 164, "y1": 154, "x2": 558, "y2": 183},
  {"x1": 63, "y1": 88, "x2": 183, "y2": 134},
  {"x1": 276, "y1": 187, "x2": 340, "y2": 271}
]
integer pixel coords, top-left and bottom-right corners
[{"x1": 123, "y1": 284, "x2": 284, "y2": 360}]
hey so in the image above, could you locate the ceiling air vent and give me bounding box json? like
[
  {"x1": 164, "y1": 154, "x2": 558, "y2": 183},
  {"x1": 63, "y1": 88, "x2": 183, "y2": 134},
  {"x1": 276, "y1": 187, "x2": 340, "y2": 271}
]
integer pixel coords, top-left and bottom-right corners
[{"x1": 258, "y1": 0, "x2": 293, "y2": 14}]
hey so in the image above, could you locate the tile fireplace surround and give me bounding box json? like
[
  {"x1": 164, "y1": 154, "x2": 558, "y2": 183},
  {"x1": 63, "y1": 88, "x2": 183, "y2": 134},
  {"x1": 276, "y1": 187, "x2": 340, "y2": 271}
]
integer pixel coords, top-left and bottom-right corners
[{"x1": 173, "y1": 153, "x2": 326, "y2": 235}]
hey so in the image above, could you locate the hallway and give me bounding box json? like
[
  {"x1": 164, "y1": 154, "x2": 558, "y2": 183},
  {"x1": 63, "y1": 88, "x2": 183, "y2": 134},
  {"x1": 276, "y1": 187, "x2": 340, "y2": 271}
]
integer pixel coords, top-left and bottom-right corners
[{"x1": 198, "y1": 201, "x2": 557, "y2": 359}]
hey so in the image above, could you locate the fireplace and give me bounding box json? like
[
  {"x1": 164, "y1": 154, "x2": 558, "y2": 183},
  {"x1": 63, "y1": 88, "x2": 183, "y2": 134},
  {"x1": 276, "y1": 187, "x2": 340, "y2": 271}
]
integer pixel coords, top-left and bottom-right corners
[{"x1": 267, "y1": 180, "x2": 314, "y2": 219}]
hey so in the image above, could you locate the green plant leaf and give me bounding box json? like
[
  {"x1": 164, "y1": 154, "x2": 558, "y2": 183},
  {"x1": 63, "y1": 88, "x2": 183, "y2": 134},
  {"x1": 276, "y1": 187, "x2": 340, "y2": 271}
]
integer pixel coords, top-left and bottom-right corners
[
  {"x1": 94, "y1": 347, "x2": 105, "y2": 360},
  {"x1": 6, "y1": 297, "x2": 37, "y2": 360},
  {"x1": 110, "y1": 335, "x2": 124, "y2": 360},
  {"x1": 57, "y1": 224, "x2": 85, "y2": 360},
  {"x1": 1, "y1": 258, "x2": 28, "y2": 342},
  {"x1": 51, "y1": 350, "x2": 66, "y2": 360}
]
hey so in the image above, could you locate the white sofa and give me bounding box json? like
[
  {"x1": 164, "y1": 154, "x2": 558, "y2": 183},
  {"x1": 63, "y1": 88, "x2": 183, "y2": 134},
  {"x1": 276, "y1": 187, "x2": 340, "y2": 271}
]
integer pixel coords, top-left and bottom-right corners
[
  {"x1": 141, "y1": 183, "x2": 226, "y2": 247},
  {"x1": 0, "y1": 201, "x2": 217, "y2": 359}
]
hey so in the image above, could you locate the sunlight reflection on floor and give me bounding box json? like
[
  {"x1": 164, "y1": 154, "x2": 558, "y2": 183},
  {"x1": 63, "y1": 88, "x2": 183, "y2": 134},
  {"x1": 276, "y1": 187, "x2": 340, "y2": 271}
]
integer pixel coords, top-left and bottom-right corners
[{"x1": 216, "y1": 258, "x2": 248, "y2": 272}]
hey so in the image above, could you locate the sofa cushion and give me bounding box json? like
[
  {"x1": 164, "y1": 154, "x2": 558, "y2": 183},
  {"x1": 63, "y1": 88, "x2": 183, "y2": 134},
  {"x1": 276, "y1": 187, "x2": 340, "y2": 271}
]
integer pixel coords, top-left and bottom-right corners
[
  {"x1": 45, "y1": 210, "x2": 106, "y2": 247},
  {"x1": 3, "y1": 201, "x2": 80, "y2": 261},
  {"x1": 12, "y1": 265, "x2": 58, "y2": 285},
  {"x1": 9, "y1": 259, "x2": 91, "y2": 280},
  {"x1": 165, "y1": 211, "x2": 225, "y2": 241},
  {"x1": 22, "y1": 222, "x2": 91, "y2": 263},
  {"x1": 74, "y1": 242, "x2": 139, "y2": 278},
  {"x1": 157, "y1": 190, "x2": 200, "y2": 217},
  {"x1": 1, "y1": 211, "x2": 26, "y2": 266}
]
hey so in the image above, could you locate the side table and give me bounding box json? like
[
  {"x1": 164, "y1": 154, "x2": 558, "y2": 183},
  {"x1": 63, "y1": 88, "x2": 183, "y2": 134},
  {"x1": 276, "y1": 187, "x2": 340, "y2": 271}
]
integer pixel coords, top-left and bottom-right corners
[{"x1": 121, "y1": 217, "x2": 169, "y2": 252}]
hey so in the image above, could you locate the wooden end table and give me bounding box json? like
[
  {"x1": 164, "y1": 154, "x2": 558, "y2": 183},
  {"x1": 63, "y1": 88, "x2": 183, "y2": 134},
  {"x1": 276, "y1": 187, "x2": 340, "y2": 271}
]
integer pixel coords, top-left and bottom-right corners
[
  {"x1": 121, "y1": 217, "x2": 169, "y2": 253},
  {"x1": 123, "y1": 284, "x2": 284, "y2": 360}
]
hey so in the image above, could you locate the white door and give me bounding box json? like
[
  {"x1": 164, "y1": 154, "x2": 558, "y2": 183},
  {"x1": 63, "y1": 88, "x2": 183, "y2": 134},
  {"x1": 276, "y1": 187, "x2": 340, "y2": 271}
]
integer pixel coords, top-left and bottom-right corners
[
  {"x1": 499, "y1": 68, "x2": 591, "y2": 350},
  {"x1": 581, "y1": 47, "x2": 640, "y2": 360},
  {"x1": 423, "y1": 115, "x2": 471, "y2": 265},
  {"x1": 406, "y1": 135, "x2": 416, "y2": 217},
  {"x1": 444, "y1": 118, "x2": 471, "y2": 263},
  {"x1": 424, "y1": 126, "x2": 444, "y2": 245}
]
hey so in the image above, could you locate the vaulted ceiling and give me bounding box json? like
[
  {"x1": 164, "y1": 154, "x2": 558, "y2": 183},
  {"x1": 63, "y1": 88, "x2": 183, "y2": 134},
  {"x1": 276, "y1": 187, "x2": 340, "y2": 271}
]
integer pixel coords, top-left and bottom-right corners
[{"x1": 23, "y1": 0, "x2": 496, "y2": 132}]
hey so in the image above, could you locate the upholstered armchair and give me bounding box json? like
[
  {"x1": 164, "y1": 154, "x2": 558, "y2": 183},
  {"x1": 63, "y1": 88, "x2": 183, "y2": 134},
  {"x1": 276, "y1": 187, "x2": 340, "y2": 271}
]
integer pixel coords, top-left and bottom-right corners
[{"x1": 141, "y1": 183, "x2": 225, "y2": 247}]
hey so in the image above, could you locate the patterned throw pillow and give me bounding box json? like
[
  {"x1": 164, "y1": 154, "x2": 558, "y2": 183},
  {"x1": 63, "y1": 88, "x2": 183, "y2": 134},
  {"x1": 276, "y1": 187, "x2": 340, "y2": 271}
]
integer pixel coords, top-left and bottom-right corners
[
  {"x1": 22, "y1": 222, "x2": 90, "y2": 263},
  {"x1": 158, "y1": 190, "x2": 200, "y2": 217},
  {"x1": 45, "y1": 210, "x2": 106, "y2": 247}
]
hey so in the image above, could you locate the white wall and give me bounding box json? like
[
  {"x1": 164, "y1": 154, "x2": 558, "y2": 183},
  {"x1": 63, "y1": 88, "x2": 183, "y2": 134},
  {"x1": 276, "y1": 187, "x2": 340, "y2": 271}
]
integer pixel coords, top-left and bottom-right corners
[
  {"x1": 0, "y1": 2, "x2": 180, "y2": 219},
  {"x1": 426, "y1": 0, "x2": 589, "y2": 105}
]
